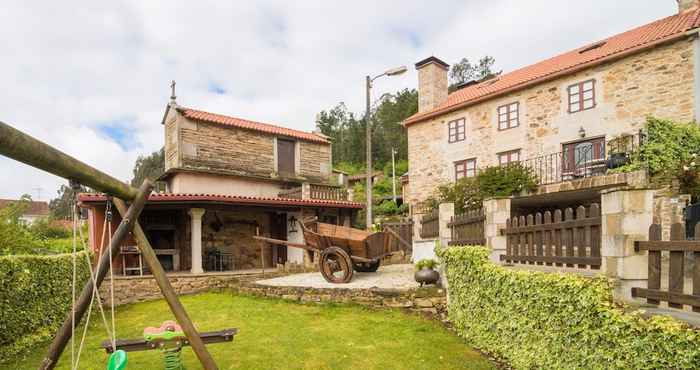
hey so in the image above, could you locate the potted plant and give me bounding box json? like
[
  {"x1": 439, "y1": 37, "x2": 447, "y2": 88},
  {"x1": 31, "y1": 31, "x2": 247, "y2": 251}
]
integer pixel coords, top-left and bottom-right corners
[
  {"x1": 414, "y1": 259, "x2": 440, "y2": 286},
  {"x1": 607, "y1": 134, "x2": 633, "y2": 169}
]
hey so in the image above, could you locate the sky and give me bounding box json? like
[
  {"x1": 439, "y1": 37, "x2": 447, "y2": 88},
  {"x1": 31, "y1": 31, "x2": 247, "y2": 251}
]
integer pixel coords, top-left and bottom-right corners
[{"x1": 0, "y1": 0, "x2": 678, "y2": 201}]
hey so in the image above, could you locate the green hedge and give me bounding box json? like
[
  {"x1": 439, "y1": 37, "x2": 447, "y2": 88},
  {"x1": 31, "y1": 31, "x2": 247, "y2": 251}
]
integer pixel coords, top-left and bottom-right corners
[
  {"x1": 437, "y1": 246, "x2": 700, "y2": 369},
  {"x1": 0, "y1": 252, "x2": 91, "y2": 363}
]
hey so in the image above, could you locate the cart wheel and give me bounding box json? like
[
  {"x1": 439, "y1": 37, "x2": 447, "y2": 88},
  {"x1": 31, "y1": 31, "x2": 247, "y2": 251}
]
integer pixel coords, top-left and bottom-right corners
[
  {"x1": 319, "y1": 246, "x2": 354, "y2": 283},
  {"x1": 353, "y1": 260, "x2": 381, "y2": 273}
]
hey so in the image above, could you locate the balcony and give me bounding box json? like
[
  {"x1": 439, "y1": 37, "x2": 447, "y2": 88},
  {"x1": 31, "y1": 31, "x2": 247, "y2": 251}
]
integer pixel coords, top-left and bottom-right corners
[
  {"x1": 521, "y1": 131, "x2": 644, "y2": 186},
  {"x1": 278, "y1": 183, "x2": 351, "y2": 201}
]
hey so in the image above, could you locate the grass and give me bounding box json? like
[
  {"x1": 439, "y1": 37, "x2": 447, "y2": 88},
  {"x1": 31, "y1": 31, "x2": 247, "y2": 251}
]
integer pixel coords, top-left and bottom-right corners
[{"x1": 4, "y1": 292, "x2": 494, "y2": 370}]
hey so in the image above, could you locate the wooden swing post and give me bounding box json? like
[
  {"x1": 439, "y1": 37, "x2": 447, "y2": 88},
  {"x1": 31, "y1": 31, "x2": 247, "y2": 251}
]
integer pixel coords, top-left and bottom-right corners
[
  {"x1": 0, "y1": 120, "x2": 219, "y2": 370},
  {"x1": 112, "y1": 198, "x2": 219, "y2": 370},
  {"x1": 39, "y1": 181, "x2": 152, "y2": 370}
]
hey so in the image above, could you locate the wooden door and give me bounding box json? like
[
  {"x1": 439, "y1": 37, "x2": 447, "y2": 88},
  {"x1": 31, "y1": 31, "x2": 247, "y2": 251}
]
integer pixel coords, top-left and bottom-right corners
[
  {"x1": 270, "y1": 213, "x2": 288, "y2": 265},
  {"x1": 277, "y1": 139, "x2": 296, "y2": 175},
  {"x1": 562, "y1": 137, "x2": 605, "y2": 176}
]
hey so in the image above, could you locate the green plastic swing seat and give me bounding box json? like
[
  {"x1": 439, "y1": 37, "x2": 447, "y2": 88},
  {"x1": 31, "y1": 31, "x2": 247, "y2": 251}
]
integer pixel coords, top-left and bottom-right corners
[{"x1": 107, "y1": 350, "x2": 127, "y2": 370}]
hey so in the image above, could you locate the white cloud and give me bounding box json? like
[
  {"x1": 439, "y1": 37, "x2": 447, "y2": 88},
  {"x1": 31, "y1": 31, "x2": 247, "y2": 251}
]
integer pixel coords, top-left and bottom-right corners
[{"x1": 0, "y1": 0, "x2": 677, "y2": 200}]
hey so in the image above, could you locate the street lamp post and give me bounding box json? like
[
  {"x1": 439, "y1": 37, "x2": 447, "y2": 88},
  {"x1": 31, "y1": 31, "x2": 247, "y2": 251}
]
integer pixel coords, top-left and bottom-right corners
[{"x1": 365, "y1": 65, "x2": 407, "y2": 229}]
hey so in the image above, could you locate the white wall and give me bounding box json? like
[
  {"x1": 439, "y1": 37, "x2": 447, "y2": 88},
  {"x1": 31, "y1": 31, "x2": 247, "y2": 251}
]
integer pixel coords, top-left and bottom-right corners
[{"x1": 286, "y1": 211, "x2": 305, "y2": 264}]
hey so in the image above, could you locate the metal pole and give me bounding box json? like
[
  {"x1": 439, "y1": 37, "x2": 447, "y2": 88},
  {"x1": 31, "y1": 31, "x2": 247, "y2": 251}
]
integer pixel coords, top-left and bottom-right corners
[
  {"x1": 39, "y1": 181, "x2": 152, "y2": 370},
  {"x1": 365, "y1": 75, "x2": 372, "y2": 230},
  {"x1": 112, "y1": 199, "x2": 219, "y2": 370},
  {"x1": 391, "y1": 147, "x2": 397, "y2": 203},
  {"x1": 0, "y1": 121, "x2": 137, "y2": 200}
]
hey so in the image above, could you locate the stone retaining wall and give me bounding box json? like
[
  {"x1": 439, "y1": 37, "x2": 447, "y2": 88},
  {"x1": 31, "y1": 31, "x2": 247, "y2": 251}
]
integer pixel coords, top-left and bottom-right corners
[
  {"x1": 100, "y1": 272, "x2": 447, "y2": 323},
  {"x1": 233, "y1": 283, "x2": 448, "y2": 322},
  {"x1": 100, "y1": 272, "x2": 285, "y2": 306}
]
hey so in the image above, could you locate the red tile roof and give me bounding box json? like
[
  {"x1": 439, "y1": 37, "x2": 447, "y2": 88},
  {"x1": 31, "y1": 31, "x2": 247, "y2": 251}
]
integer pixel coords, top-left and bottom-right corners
[
  {"x1": 404, "y1": 9, "x2": 700, "y2": 126},
  {"x1": 78, "y1": 193, "x2": 363, "y2": 209},
  {"x1": 177, "y1": 107, "x2": 330, "y2": 144},
  {"x1": 0, "y1": 199, "x2": 49, "y2": 216}
]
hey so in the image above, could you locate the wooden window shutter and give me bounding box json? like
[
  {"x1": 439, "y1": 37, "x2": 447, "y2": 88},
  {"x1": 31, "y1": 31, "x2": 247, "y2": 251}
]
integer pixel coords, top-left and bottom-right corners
[{"x1": 277, "y1": 139, "x2": 296, "y2": 175}]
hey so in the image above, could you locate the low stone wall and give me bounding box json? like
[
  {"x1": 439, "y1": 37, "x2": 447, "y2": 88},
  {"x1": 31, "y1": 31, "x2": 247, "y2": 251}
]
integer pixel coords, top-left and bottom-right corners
[
  {"x1": 232, "y1": 283, "x2": 448, "y2": 321},
  {"x1": 100, "y1": 271, "x2": 285, "y2": 306}
]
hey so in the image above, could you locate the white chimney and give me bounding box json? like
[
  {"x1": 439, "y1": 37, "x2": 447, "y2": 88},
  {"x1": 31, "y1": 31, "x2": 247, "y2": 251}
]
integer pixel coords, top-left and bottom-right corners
[
  {"x1": 415, "y1": 56, "x2": 449, "y2": 114},
  {"x1": 678, "y1": 0, "x2": 700, "y2": 13}
]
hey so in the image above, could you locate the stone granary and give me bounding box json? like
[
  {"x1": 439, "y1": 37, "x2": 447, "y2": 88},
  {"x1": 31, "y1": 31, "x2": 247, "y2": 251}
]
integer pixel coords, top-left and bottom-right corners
[{"x1": 80, "y1": 94, "x2": 362, "y2": 276}]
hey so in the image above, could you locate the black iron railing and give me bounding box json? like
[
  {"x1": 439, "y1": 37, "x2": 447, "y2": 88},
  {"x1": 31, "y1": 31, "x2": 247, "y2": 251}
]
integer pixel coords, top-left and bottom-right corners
[{"x1": 521, "y1": 131, "x2": 644, "y2": 186}]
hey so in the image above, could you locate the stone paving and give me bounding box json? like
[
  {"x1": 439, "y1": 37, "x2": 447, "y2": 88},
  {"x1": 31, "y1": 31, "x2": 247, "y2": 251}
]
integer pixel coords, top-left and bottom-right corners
[{"x1": 256, "y1": 264, "x2": 420, "y2": 290}]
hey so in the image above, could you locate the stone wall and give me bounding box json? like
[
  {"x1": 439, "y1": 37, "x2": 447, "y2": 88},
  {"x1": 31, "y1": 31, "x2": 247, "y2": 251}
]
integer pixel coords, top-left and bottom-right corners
[
  {"x1": 200, "y1": 210, "x2": 271, "y2": 269},
  {"x1": 234, "y1": 283, "x2": 448, "y2": 321},
  {"x1": 99, "y1": 271, "x2": 280, "y2": 306},
  {"x1": 99, "y1": 272, "x2": 447, "y2": 323},
  {"x1": 407, "y1": 37, "x2": 696, "y2": 209}
]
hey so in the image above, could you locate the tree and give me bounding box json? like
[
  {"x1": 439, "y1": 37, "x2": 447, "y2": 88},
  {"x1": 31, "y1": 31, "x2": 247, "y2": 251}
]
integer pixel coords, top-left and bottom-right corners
[
  {"x1": 131, "y1": 148, "x2": 165, "y2": 187},
  {"x1": 49, "y1": 185, "x2": 86, "y2": 220},
  {"x1": 315, "y1": 89, "x2": 418, "y2": 173},
  {"x1": 449, "y1": 56, "x2": 499, "y2": 92}
]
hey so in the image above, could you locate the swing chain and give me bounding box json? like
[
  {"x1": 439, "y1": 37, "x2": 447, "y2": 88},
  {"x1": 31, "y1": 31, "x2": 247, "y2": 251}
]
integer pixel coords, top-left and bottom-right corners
[{"x1": 105, "y1": 197, "x2": 113, "y2": 222}]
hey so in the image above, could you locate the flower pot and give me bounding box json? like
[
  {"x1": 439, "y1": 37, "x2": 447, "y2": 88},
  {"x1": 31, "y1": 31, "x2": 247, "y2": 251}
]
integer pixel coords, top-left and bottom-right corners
[
  {"x1": 607, "y1": 152, "x2": 630, "y2": 169},
  {"x1": 414, "y1": 267, "x2": 440, "y2": 286}
]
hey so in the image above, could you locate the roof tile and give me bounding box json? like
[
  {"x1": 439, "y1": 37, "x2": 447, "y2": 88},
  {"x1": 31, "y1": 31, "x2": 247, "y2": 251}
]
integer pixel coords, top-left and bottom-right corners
[
  {"x1": 78, "y1": 193, "x2": 363, "y2": 209},
  {"x1": 178, "y1": 107, "x2": 330, "y2": 144},
  {"x1": 405, "y1": 9, "x2": 700, "y2": 125}
]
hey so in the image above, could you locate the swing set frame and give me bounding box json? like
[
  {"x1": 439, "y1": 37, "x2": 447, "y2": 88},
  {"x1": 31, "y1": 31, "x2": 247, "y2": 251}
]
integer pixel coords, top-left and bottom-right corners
[{"x1": 0, "y1": 121, "x2": 225, "y2": 370}]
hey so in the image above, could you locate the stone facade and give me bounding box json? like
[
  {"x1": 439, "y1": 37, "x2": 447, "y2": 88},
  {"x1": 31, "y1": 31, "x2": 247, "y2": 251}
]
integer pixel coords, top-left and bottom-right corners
[
  {"x1": 164, "y1": 107, "x2": 333, "y2": 185},
  {"x1": 407, "y1": 37, "x2": 697, "y2": 209}
]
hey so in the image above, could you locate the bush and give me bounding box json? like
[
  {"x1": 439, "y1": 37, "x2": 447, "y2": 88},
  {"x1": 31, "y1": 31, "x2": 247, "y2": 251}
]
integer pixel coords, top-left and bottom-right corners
[
  {"x1": 30, "y1": 217, "x2": 71, "y2": 239},
  {"x1": 615, "y1": 117, "x2": 700, "y2": 201},
  {"x1": 0, "y1": 252, "x2": 91, "y2": 362},
  {"x1": 437, "y1": 246, "x2": 700, "y2": 369},
  {"x1": 426, "y1": 163, "x2": 538, "y2": 213},
  {"x1": 0, "y1": 198, "x2": 45, "y2": 255},
  {"x1": 414, "y1": 259, "x2": 438, "y2": 270}
]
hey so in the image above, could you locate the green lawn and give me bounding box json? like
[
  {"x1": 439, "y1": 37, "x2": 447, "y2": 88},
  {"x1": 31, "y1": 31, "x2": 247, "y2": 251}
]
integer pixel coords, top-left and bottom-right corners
[{"x1": 4, "y1": 292, "x2": 493, "y2": 370}]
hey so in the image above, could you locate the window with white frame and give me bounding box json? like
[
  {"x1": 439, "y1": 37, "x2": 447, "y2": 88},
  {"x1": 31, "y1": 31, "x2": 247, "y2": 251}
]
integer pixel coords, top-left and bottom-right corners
[
  {"x1": 497, "y1": 102, "x2": 519, "y2": 130},
  {"x1": 568, "y1": 79, "x2": 596, "y2": 113}
]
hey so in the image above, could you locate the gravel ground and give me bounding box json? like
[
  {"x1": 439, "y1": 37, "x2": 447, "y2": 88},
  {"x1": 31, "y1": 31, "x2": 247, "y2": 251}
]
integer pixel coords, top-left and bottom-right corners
[{"x1": 256, "y1": 264, "x2": 419, "y2": 290}]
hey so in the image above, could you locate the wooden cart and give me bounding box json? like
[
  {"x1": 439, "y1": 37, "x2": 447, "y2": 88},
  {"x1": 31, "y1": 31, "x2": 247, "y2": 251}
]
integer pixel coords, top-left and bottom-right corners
[{"x1": 253, "y1": 218, "x2": 411, "y2": 283}]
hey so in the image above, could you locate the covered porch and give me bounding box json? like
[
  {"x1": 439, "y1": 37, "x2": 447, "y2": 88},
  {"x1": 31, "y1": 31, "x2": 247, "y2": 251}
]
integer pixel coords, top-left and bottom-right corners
[{"x1": 79, "y1": 193, "x2": 362, "y2": 276}]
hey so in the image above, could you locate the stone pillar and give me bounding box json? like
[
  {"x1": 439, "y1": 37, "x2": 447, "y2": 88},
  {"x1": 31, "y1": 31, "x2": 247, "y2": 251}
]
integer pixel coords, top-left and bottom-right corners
[
  {"x1": 438, "y1": 202, "x2": 454, "y2": 248},
  {"x1": 301, "y1": 183, "x2": 311, "y2": 200},
  {"x1": 600, "y1": 188, "x2": 654, "y2": 301},
  {"x1": 188, "y1": 208, "x2": 206, "y2": 274},
  {"x1": 483, "y1": 197, "x2": 511, "y2": 264}
]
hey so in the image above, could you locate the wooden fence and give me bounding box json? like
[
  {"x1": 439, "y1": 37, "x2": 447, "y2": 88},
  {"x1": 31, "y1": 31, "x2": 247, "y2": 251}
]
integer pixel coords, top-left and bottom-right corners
[
  {"x1": 383, "y1": 220, "x2": 413, "y2": 253},
  {"x1": 500, "y1": 204, "x2": 601, "y2": 269},
  {"x1": 310, "y1": 184, "x2": 348, "y2": 201},
  {"x1": 632, "y1": 222, "x2": 700, "y2": 311},
  {"x1": 419, "y1": 210, "x2": 439, "y2": 239},
  {"x1": 448, "y1": 208, "x2": 485, "y2": 246}
]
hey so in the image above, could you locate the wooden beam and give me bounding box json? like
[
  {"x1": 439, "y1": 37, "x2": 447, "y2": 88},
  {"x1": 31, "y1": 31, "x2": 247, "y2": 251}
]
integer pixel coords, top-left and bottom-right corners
[
  {"x1": 112, "y1": 199, "x2": 219, "y2": 370},
  {"x1": 102, "y1": 329, "x2": 238, "y2": 353},
  {"x1": 0, "y1": 121, "x2": 137, "y2": 200},
  {"x1": 39, "y1": 181, "x2": 152, "y2": 370}
]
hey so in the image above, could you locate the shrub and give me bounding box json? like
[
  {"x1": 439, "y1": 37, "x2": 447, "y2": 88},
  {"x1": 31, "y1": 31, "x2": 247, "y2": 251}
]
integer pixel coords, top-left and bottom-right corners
[
  {"x1": 615, "y1": 116, "x2": 700, "y2": 201},
  {"x1": 0, "y1": 252, "x2": 91, "y2": 362},
  {"x1": 414, "y1": 259, "x2": 438, "y2": 270},
  {"x1": 426, "y1": 163, "x2": 538, "y2": 213},
  {"x1": 437, "y1": 246, "x2": 700, "y2": 369},
  {"x1": 30, "y1": 217, "x2": 71, "y2": 239}
]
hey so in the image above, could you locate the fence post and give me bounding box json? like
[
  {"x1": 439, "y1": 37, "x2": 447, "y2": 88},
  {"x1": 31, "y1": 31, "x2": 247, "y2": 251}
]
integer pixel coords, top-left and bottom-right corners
[
  {"x1": 483, "y1": 196, "x2": 511, "y2": 263},
  {"x1": 600, "y1": 187, "x2": 654, "y2": 302},
  {"x1": 301, "y1": 182, "x2": 311, "y2": 200},
  {"x1": 438, "y1": 202, "x2": 455, "y2": 248}
]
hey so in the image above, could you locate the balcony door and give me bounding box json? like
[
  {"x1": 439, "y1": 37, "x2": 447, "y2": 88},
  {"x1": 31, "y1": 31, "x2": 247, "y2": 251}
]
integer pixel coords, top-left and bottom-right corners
[
  {"x1": 562, "y1": 137, "x2": 605, "y2": 178},
  {"x1": 277, "y1": 139, "x2": 296, "y2": 176}
]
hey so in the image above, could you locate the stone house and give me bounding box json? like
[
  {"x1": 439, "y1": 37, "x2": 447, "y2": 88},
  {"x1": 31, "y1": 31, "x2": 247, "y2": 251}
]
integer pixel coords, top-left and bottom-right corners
[
  {"x1": 80, "y1": 95, "x2": 362, "y2": 275},
  {"x1": 0, "y1": 198, "x2": 49, "y2": 225},
  {"x1": 405, "y1": 2, "x2": 700, "y2": 228}
]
